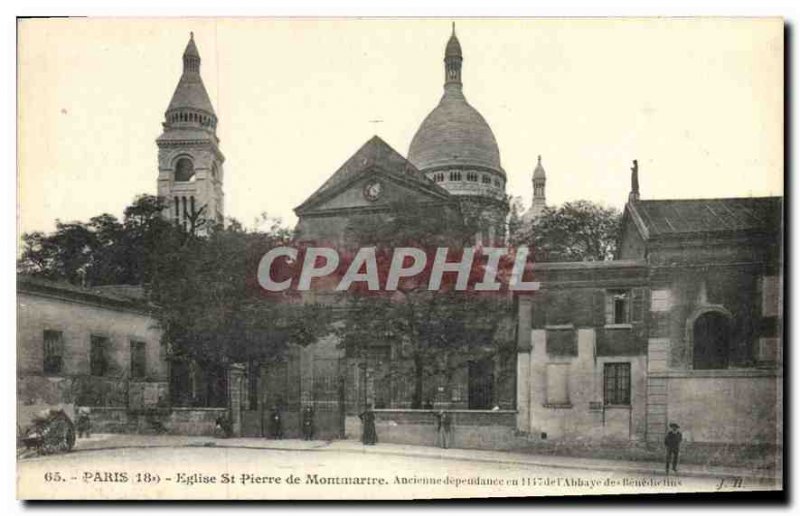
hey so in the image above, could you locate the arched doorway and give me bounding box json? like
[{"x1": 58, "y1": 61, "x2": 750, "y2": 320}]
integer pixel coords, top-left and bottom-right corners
[{"x1": 692, "y1": 311, "x2": 731, "y2": 369}]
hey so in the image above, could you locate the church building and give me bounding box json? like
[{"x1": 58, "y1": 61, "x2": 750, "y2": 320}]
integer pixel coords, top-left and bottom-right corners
[
  {"x1": 145, "y1": 29, "x2": 782, "y2": 451},
  {"x1": 295, "y1": 25, "x2": 514, "y2": 246}
]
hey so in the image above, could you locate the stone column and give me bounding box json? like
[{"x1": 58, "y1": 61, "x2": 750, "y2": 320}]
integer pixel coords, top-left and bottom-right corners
[
  {"x1": 227, "y1": 363, "x2": 246, "y2": 437},
  {"x1": 516, "y1": 296, "x2": 533, "y2": 433}
]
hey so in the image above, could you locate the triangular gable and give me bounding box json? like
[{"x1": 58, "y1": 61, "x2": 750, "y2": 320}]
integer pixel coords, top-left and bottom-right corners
[{"x1": 295, "y1": 135, "x2": 450, "y2": 214}]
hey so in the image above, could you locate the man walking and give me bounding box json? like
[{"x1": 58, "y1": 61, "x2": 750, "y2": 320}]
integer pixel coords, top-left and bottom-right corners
[{"x1": 664, "y1": 422, "x2": 682, "y2": 474}]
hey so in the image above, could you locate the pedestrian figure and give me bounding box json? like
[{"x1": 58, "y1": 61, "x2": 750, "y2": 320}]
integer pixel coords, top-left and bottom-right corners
[
  {"x1": 302, "y1": 405, "x2": 314, "y2": 441},
  {"x1": 268, "y1": 405, "x2": 283, "y2": 439},
  {"x1": 215, "y1": 413, "x2": 232, "y2": 438},
  {"x1": 435, "y1": 410, "x2": 452, "y2": 449},
  {"x1": 76, "y1": 407, "x2": 91, "y2": 438},
  {"x1": 664, "y1": 422, "x2": 682, "y2": 474},
  {"x1": 359, "y1": 405, "x2": 377, "y2": 445}
]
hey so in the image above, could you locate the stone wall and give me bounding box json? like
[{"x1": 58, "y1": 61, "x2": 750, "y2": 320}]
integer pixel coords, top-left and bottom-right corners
[
  {"x1": 523, "y1": 328, "x2": 647, "y2": 441},
  {"x1": 345, "y1": 409, "x2": 518, "y2": 449},
  {"x1": 89, "y1": 407, "x2": 227, "y2": 436},
  {"x1": 662, "y1": 370, "x2": 780, "y2": 444}
]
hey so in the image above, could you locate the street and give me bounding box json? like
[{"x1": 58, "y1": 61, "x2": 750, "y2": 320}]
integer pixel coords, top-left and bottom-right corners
[{"x1": 16, "y1": 435, "x2": 779, "y2": 499}]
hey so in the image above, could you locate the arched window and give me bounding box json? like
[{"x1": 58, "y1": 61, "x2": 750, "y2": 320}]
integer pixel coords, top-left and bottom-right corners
[
  {"x1": 692, "y1": 311, "x2": 731, "y2": 369},
  {"x1": 175, "y1": 157, "x2": 195, "y2": 182}
]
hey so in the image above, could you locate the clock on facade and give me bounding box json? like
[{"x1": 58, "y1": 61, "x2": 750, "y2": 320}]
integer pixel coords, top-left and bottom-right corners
[{"x1": 363, "y1": 180, "x2": 382, "y2": 201}]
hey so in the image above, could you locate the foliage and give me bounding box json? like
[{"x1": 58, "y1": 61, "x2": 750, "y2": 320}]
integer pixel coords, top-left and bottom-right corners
[
  {"x1": 18, "y1": 196, "x2": 329, "y2": 369},
  {"x1": 512, "y1": 200, "x2": 621, "y2": 262},
  {"x1": 148, "y1": 218, "x2": 331, "y2": 366},
  {"x1": 18, "y1": 195, "x2": 180, "y2": 286},
  {"x1": 336, "y1": 199, "x2": 514, "y2": 408}
]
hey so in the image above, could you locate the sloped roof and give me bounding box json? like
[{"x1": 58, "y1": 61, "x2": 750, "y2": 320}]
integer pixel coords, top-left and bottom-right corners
[
  {"x1": 628, "y1": 197, "x2": 782, "y2": 239},
  {"x1": 17, "y1": 275, "x2": 151, "y2": 313},
  {"x1": 165, "y1": 34, "x2": 216, "y2": 115},
  {"x1": 166, "y1": 72, "x2": 216, "y2": 115},
  {"x1": 295, "y1": 135, "x2": 450, "y2": 212}
]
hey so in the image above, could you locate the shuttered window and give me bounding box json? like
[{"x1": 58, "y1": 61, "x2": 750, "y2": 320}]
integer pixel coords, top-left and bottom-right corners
[
  {"x1": 43, "y1": 330, "x2": 64, "y2": 374},
  {"x1": 603, "y1": 362, "x2": 631, "y2": 405}
]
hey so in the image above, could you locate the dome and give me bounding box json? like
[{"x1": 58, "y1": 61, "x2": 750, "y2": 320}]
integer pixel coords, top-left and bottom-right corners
[
  {"x1": 408, "y1": 26, "x2": 503, "y2": 176},
  {"x1": 408, "y1": 91, "x2": 503, "y2": 174}
]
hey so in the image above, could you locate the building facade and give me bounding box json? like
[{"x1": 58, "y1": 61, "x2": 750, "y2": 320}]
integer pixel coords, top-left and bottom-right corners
[
  {"x1": 17, "y1": 276, "x2": 168, "y2": 427},
  {"x1": 515, "y1": 176, "x2": 783, "y2": 444}
]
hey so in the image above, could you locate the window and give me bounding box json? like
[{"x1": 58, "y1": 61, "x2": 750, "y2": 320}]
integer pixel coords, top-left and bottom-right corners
[
  {"x1": 90, "y1": 335, "x2": 109, "y2": 376},
  {"x1": 466, "y1": 172, "x2": 478, "y2": 182},
  {"x1": 43, "y1": 330, "x2": 64, "y2": 374},
  {"x1": 482, "y1": 174, "x2": 492, "y2": 184},
  {"x1": 449, "y1": 171, "x2": 462, "y2": 181},
  {"x1": 130, "y1": 341, "x2": 146, "y2": 379},
  {"x1": 603, "y1": 363, "x2": 631, "y2": 405},
  {"x1": 606, "y1": 290, "x2": 630, "y2": 324},
  {"x1": 174, "y1": 157, "x2": 195, "y2": 182}
]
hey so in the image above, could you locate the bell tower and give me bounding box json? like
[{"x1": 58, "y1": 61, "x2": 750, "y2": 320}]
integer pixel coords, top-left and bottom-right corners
[{"x1": 156, "y1": 32, "x2": 225, "y2": 233}]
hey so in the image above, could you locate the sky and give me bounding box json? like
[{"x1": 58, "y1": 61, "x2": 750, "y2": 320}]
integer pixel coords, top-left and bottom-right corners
[{"x1": 17, "y1": 17, "x2": 783, "y2": 236}]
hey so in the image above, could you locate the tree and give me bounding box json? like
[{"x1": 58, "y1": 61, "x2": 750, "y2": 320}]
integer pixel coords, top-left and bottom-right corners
[
  {"x1": 335, "y1": 199, "x2": 515, "y2": 409},
  {"x1": 148, "y1": 216, "x2": 331, "y2": 369},
  {"x1": 18, "y1": 194, "x2": 180, "y2": 286},
  {"x1": 512, "y1": 200, "x2": 621, "y2": 262},
  {"x1": 506, "y1": 195, "x2": 525, "y2": 243},
  {"x1": 18, "y1": 197, "x2": 329, "y2": 406}
]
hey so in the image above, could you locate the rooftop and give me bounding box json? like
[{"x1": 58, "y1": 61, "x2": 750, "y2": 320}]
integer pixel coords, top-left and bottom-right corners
[{"x1": 629, "y1": 197, "x2": 782, "y2": 238}]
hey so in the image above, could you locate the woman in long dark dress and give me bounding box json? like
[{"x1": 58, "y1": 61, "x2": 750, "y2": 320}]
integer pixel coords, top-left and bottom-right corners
[{"x1": 359, "y1": 406, "x2": 377, "y2": 445}]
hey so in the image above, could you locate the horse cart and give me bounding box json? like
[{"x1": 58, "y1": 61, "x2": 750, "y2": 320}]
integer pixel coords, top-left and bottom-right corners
[{"x1": 17, "y1": 403, "x2": 77, "y2": 456}]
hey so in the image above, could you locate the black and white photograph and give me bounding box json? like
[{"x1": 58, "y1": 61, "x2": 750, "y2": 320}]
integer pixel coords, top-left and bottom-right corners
[{"x1": 14, "y1": 16, "x2": 784, "y2": 500}]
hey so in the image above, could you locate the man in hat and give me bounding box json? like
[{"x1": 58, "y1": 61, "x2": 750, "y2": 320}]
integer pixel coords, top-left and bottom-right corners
[{"x1": 664, "y1": 422, "x2": 682, "y2": 474}]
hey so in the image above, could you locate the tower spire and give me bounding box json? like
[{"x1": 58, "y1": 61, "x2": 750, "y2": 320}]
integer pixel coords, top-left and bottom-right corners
[
  {"x1": 158, "y1": 34, "x2": 225, "y2": 232},
  {"x1": 183, "y1": 32, "x2": 201, "y2": 74},
  {"x1": 444, "y1": 23, "x2": 463, "y2": 92}
]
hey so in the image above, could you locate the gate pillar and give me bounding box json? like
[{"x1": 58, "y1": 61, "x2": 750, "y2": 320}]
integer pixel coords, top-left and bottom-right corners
[{"x1": 227, "y1": 363, "x2": 246, "y2": 437}]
